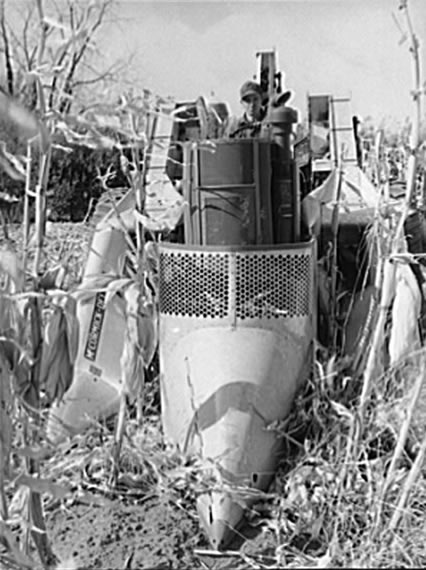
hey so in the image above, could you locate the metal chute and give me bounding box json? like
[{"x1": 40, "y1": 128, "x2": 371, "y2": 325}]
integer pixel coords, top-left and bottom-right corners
[{"x1": 47, "y1": 225, "x2": 129, "y2": 441}]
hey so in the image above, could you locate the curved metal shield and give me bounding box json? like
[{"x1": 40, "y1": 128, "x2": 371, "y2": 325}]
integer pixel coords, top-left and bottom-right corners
[
  {"x1": 47, "y1": 226, "x2": 129, "y2": 441},
  {"x1": 159, "y1": 240, "x2": 316, "y2": 548}
]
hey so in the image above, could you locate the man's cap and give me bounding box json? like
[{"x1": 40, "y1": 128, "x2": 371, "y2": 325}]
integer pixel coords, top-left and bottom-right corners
[{"x1": 240, "y1": 80, "x2": 262, "y2": 101}]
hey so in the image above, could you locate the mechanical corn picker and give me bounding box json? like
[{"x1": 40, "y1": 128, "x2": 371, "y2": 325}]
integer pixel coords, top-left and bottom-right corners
[
  {"x1": 160, "y1": 49, "x2": 316, "y2": 549},
  {"x1": 47, "y1": 49, "x2": 378, "y2": 550}
]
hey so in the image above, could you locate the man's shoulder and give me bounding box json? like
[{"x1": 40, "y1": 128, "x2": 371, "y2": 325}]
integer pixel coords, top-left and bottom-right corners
[{"x1": 222, "y1": 115, "x2": 247, "y2": 138}]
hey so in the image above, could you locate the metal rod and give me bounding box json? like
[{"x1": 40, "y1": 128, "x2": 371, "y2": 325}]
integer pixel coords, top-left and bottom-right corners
[
  {"x1": 253, "y1": 139, "x2": 262, "y2": 243},
  {"x1": 182, "y1": 143, "x2": 193, "y2": 244}
]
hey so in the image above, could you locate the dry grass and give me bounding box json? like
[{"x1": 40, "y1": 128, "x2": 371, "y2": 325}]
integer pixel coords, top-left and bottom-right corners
[
  {"x1": 30, "y1": 351, "x2": 426, "y2": 569},
  {"x1": 38, "y1": 354, "x2": 426, "y2": 569}
]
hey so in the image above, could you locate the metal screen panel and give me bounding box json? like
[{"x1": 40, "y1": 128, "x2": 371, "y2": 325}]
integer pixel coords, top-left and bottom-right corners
[
  {"x1": 159, "y1": 243, "x2": 314, "y2": 321},
  {"x1": 159, "y1": 250, "x2": 229, "y2": 318},
  {"x1": 235, "y1": 251, "x2": 311, "y2": 319}
]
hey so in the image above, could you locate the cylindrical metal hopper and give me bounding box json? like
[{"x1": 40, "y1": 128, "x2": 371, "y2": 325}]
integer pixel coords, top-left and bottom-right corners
[{"x1": 184, "y1": 140, "x2": 273, "y2": 246}]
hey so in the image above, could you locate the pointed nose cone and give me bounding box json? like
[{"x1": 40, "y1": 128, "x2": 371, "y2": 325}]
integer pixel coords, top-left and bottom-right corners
[{"x1": 197, "y1": 491, "x2": 244, "y2": 551}]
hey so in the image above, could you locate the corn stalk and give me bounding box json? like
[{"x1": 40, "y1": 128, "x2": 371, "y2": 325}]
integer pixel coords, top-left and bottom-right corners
[
  {"x1": 354, "y1": 1, "x2": 426, "y2": 544},
  {"x1": 22, "y1": 142, "x2": 33, "y2": 274},
  {"x1": 109, "y1": 96, "x2": 158, "y2": 487},
  {"x1": 0, "y1": 2, "x2": 121, "y2": 568},
  {"x1": 358, "y1": 0, "x2": 423, "y2": 419},
  {"x1": 389, "y1": 412, "x2": 426, "y2": 532},
  {"x1": 373, "y1": 349, "x2": 425, "y2": 535},
  {"x1": 358, "y1": 257, "x2": 395, "y2": 414},
  {"x1": 329, "y1": 159, "x2": 344, "y2": 351},
  {"x1": 16, "y1": 3, "x2": 58, "y2": 566},
  {"x1": 0, "y1": 352, "x2": 12, "y2": 523}
]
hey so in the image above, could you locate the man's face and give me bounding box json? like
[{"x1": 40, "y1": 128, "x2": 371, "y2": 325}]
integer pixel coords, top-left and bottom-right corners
[{"x1": 241, "y1": 93, "x2": 262, "y2": 121}]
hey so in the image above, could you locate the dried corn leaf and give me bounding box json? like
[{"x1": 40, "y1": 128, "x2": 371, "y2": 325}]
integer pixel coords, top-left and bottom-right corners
[
  {"x1": 0, "y1": 249, "x2": 24, "y2": 293},
  {"x1": 39, "y1": 299, "x2": 75, "y2": 404},
  {"x1": 119, "y1": 282, "x2": 158, "y2": 399},
  {"x1": 73, "y1": 274, "x2": 122, "y2": 302},
  {"x1": 14, "y1": 473, "x2": 71, "y2": 500},
  {"x1": 57, "y1": 295, "x2": 80, "y2": 363},
  {"x1": 0, "y1": 352, "x2": 12, "y2": 482},
  {"x1": 39, "y1": 265, "x2": 67, "y2": 290},
  {"x1": 0, "y1": 521, "x2": 36, "y2": 568},
  {"x1": 8, "y1": 486, "x2": 29, "y2": 522},
  {"x1": 16, "y1": 445, "x2": 52, "y2": 461},
  {"x1": 0, "y1": 92, "x2": 49, "y2": 152},
  {"x1": 139, "y1": 299, "x2": 158, "y2": 367},
  {"x1": 104, "y1": 277, "x2": 133, "y2": 306},
  {"x1": 120, "y1": 285, "x2": 144, "y2": 399}
]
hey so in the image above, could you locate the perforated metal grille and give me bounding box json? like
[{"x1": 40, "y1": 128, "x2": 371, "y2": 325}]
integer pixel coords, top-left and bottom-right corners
[
  {"x1": 160, "y1": 246, "x2": 313, "y2": 320},
  {"x1": 160, "y1": 251, "x2": 229, "y2": 318},
  {"x1": 235, "y1": 252, "x2": 312, "y2": 319}
]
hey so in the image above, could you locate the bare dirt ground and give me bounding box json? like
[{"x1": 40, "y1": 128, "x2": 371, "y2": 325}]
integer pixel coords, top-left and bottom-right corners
[
  {"x1": 47, "y1": 498, "x2": 205, "y2": 569},
  {"x1": 45, "y1": 497, "x2": 278, "y2": 570}
]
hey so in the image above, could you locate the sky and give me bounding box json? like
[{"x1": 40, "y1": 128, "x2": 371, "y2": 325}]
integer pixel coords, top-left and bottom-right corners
[{"x1": 100, "y1": 0, "x2": 426, "y2": 126}]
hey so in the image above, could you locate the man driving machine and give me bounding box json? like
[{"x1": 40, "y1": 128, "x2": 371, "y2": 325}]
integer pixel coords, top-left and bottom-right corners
[{"x1": 223, "y1": 80, "x2": 266, "y2": 139}]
